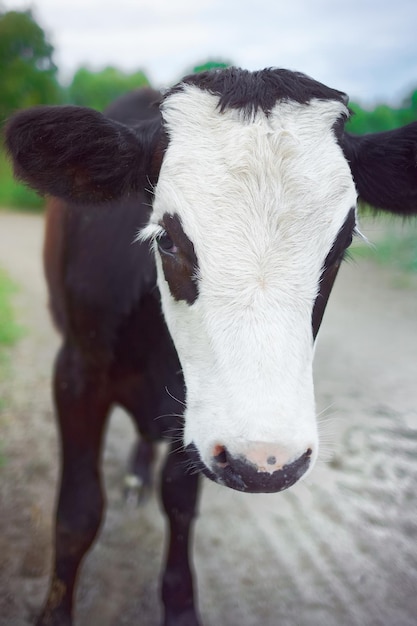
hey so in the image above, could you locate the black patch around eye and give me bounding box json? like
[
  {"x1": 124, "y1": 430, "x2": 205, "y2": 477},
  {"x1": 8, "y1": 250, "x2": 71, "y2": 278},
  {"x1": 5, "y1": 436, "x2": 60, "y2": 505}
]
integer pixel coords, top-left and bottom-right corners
[
  {"x1": 323, "y1": 207, "x2": 356, "y2": 270},
  {"x1": 159, "y1": 213, "x2": 199, "y2": 305},
  {"x1": 311, "y1": 207, "x2": 356, "y2": 340}
]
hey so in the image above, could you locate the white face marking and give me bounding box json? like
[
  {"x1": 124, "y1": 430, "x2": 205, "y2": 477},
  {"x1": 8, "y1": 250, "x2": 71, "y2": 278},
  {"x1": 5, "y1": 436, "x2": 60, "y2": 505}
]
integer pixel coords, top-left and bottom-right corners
[{"x1": 144, "y1": 85, "x2": 357, "y2": 479}]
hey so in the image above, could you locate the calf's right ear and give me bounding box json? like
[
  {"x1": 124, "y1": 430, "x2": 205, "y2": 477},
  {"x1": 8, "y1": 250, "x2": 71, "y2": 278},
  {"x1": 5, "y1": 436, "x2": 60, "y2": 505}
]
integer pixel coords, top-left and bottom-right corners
[{"x1": 4, "y1": 105, "x2": 163, "y2": 202}]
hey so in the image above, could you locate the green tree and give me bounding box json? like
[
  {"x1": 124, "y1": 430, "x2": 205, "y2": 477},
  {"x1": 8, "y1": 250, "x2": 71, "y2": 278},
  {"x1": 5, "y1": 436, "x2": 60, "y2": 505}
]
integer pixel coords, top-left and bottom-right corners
[
  {"x1": 67, "y1": 66, "x2": 151, "y2": 111},
  {"x1": 191, "y1": 59, "x2": 232, "y2": 74},
  {"x1": 398, "y1": 89, "x2": 417, "y2": 125},
  {"x1": 348, "y1": 102, "x2": 399, "y2": 133},
  {"x1": 347, "y1": 86, "x2": 417, "y2": 135},
  {"x1": 0, "y1": 9, "x2": 62, "y2": 124}
]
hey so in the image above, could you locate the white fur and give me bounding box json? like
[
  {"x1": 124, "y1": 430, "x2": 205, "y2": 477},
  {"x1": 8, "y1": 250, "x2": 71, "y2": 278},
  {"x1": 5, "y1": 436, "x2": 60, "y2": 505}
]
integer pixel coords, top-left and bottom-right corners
[{"x1": 144, "y1": 85, "x2": 357, "y2": 477}]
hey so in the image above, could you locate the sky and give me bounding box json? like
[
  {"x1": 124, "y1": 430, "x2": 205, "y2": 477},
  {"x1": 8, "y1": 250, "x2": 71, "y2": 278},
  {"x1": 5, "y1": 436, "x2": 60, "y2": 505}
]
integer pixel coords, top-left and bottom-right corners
[{"x1": 4, "y1": 0, "x2": 417, "y2": 105}]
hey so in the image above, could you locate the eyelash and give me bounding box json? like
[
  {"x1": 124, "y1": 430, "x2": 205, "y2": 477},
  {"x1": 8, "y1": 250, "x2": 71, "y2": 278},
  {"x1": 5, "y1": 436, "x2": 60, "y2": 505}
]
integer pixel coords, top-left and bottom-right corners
[{"x1": 157, "y1": 230, "x2": 178, "y2": 255}]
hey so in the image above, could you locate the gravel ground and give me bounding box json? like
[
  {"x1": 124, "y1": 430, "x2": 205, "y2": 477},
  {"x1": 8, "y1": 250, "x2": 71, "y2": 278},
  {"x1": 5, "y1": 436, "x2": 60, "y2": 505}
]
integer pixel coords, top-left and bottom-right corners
[{"x1": 0, "y1": 210, "x2": 416, "y2": 626}]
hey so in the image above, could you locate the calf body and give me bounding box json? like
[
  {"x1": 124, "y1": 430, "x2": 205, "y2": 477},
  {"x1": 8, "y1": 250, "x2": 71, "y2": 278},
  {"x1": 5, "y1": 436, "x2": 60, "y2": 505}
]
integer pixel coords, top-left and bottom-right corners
[
  {"x1": 5, "y1": 68, "x2": 417, "y2": 625},
  {"x1": 38, "y1": 91, "x2": 200, "y2": 625}
]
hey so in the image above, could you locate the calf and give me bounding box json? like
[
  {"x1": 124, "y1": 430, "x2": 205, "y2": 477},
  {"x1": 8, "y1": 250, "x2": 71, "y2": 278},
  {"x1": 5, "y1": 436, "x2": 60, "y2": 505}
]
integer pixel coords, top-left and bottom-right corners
[{"x1": 5, "y1": 67, "x2": 417, "y2": 626}]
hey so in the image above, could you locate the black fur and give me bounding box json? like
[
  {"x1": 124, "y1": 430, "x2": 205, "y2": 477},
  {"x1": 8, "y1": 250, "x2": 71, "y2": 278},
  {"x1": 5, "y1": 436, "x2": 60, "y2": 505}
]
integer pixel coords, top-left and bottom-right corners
[
  {"x1": 167, "y1": 66, "x2": 349, "y2": 116},
  {"x1": 4, "y1": 105, "x2": 162, "y2": 202},
  {"x1": 158, "y1": 213, "x2": 199, "y2": 305},
  {"x1": 312, "y1": 208, "x2": 356, "y2": 340},
  {"x1": 104, "y1": 87, "x2": 162, "y2": 125},
  {"x1": 342, "y1": 123, "x2": 417, "y2": 215}
]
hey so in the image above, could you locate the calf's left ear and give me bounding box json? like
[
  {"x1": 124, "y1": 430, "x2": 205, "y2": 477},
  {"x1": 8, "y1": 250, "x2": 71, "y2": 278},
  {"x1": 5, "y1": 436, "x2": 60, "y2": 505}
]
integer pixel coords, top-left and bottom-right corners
[
  {"x1": 4, "y1": 105, "x2": 162, "y2": 202},
  {"x1": 342, "y1": 122, "x2": 417, "y2": 216}
]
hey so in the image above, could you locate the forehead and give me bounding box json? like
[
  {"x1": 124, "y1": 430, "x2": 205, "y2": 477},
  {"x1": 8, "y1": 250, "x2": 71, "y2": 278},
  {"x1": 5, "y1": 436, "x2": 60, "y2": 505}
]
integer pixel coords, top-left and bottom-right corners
[
  {"x1": 159, "y1": 86, "x2": 350, "y2": 196},
  {"x1": 153, "y1": 84, "x2": 355, "y2": 240}
]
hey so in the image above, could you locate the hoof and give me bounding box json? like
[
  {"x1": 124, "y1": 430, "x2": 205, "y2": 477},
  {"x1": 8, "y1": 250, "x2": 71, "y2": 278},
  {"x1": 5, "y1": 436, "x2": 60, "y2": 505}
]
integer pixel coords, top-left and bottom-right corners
[
  {"x1": 123, "y1": 473, "x2": 151, "y2": 506},
  {"x1": 125, "y1": 438, "x2": 154, "y2": 505}
]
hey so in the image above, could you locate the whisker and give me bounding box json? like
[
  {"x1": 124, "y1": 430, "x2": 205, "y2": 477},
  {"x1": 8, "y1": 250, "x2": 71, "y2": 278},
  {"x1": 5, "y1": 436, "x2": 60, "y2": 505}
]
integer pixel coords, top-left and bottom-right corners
[
  {"x1": 163, "y1": 431, "x2": 183, "y2": 442},
  {"x1": 145, "y1": 175, "x2": 156, "y2": 196},
  {"x1": 167, "y1": 442, "x2": 185, "y2": 456},
  {"x1": 354, "y1": 224, "x2": 371, "y2": 245},
  {"x1": 153, "y1": 412, "x2": 184, "y2": 421},
  {"x1": 179, "y1": 454, "x2": 205, "y2": 476},
  {"x1": 165, "y1": 386, "x2": 186, "y2": 407},
  {"x1": 315, "y1": 403, "x2": 346, "y2": 463},
  {"x1": 316, "y1": 402, "x2": 336, "y2": 419},
  {"x1": 161, "y1": 423, "x2": 185, "y2": 451},
  {"x1": 165, "y1": 435, "x2": 184, "y2": 447}
]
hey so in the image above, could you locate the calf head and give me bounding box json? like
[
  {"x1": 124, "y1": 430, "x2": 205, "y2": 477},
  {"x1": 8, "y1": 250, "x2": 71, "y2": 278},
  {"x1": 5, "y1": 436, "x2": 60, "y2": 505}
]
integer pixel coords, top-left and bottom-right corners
[{"x1": 5, "y1": 67, "x2": 417, "y2": 493}]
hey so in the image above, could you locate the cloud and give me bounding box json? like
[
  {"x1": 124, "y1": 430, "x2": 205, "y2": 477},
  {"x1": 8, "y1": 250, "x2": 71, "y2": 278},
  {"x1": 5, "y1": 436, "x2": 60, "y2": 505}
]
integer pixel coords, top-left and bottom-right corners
[{"x1": 6, "y1": 0, "x2": 417, "y2": 103}]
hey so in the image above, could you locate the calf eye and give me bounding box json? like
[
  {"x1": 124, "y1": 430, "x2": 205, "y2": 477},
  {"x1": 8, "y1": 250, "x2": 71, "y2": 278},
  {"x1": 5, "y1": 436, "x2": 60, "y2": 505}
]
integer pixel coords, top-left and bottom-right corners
[{"x1": 157, "y1": 231, "x2": 178, "y2": 256}]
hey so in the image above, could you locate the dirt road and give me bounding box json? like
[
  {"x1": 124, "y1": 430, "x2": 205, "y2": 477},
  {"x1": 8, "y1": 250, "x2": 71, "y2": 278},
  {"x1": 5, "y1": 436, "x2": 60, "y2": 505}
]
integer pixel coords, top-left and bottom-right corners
[{"x1": 0, "y1": 210, "x2": 416, "y2": 626}]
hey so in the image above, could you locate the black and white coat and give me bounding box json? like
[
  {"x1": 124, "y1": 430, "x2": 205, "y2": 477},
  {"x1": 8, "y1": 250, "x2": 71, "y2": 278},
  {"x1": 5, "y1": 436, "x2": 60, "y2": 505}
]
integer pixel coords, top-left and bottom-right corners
[{"x1": 5, "y1": 67, "x2": 417, "y2": 626}]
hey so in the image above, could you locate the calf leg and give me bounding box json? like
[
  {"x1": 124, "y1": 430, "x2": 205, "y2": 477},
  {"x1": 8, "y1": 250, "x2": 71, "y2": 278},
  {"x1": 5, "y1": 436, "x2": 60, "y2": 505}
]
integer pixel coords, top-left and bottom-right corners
[
  {"x1": 160, "y1": 444, "x2": 201, "y2": 626},
  {"x1": 37, "y1": 345, "x2": 110, "y2": 626},
  {"x1": 115, "y1": 375, "x2": 156, "y2": 504}
]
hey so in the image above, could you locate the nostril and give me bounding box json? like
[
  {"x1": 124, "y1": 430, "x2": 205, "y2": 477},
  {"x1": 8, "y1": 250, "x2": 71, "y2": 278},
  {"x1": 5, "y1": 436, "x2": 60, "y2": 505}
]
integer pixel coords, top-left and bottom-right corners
[
  {"x1": 212, "y1": 444, "x2": 228, "y2": 466},
  {"x1": 303, "y1": 448, "x2": 313, "y2": 464}
]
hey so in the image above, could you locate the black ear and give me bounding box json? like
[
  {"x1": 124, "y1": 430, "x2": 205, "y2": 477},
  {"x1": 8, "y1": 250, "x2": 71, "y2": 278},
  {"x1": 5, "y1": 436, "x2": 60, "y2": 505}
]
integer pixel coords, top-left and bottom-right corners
[
  {"x1": 342, "y1": 122, "x2": 417, "y2": 216},
  {"x1": 4, "y1": 105, "x2": 163, "y2": 202}
]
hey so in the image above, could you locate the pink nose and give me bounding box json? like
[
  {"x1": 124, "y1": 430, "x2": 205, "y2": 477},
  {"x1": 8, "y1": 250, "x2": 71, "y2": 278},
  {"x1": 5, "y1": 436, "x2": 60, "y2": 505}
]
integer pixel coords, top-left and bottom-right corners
[{"x1": 209, "y1": 442, "x2": 312, "y2": 493}]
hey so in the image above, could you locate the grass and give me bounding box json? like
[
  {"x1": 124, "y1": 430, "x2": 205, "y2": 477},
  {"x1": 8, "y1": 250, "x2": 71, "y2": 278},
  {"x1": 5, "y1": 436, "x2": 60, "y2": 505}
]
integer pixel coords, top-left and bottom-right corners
[
  {"x1": 351, "y1": 215, "x2": 417, "y2": 274},
  {"x1": 0, "y1": 267, "x2": 23, "y2": 468},
  {"x1": 353, "y1": 233, "x2": 417, "y2": 273},
  {"x1": 0, "y1": 148, "x2": 44, "y2": 211},
  {"x1": 0, "y1": 269, "x2": 21, "y2": 344},
  {"x1": 0, "y1": 267, "x2": 23, "y2": 374}
]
